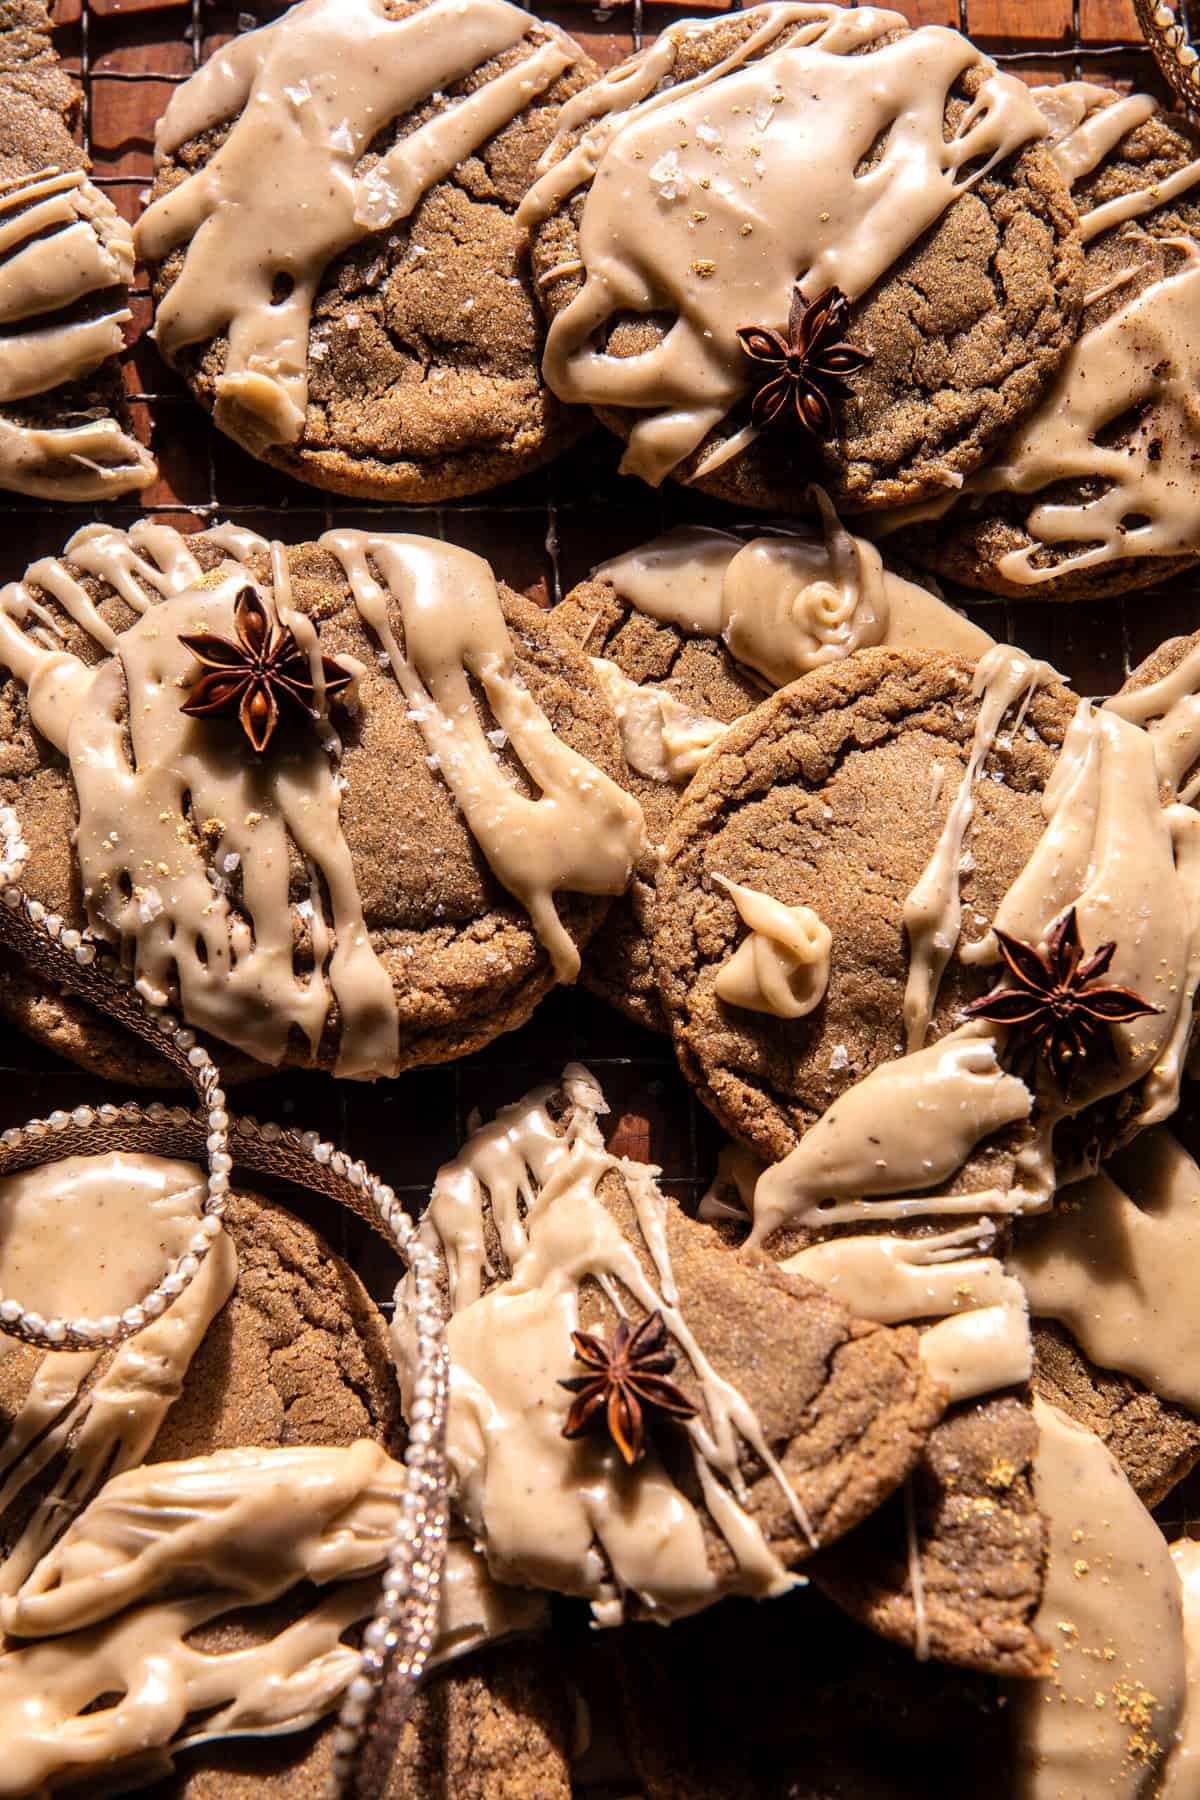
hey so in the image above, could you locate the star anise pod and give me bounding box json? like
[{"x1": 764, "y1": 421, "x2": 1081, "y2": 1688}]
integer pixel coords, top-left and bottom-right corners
[
  {"x1": 179, "y1": 585, "x2": 353, "y2": 754},
  {"x1": 736, "y1": 282, "x2": 872, "y2": 438},
  {"x1": 963, "y1": 907, "x2": 1161, "y2": 1091},
  {"x1": 560, "y1": 1310, "x2": 698, "y2": 1467}
]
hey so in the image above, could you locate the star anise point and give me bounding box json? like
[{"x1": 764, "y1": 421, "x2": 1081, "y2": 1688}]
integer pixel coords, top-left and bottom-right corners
[
  {"x1": 560, "y1": 1308, "x2": 698, "y2": 1467},
  {"x1": 964, "y1": 907, "x2": 1161, "y2": 1092},
  {"x1": 179, "y1": 584, "x2": 353, "y2": 755},
  {"x1": 736, "y1": 281, "x2": 871, "y2": 442}
]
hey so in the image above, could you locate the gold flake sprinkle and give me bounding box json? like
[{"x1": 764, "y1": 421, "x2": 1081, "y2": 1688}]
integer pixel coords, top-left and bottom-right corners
[
  {"x1": 1073, "y1": 1560, "x2": 1089, "y2": 1579},
  {"x1": 691, "y1": 259, "x2": 716, "y2": 278}
]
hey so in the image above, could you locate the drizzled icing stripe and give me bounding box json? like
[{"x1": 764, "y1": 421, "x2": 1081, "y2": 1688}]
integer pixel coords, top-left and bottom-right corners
[
  {"x1": 322, "y1": 531, "x2": 644, "y2": 983},
  {"x1": 902, "y1": 644, "x2": 1053, "y2": 1052},
  {"x1": 397, "y1": 1068, "x2": 820, "y2": 1626},
  {"x1": 0, "y1": 168, "x2": 155, "y2": 500},
  {"x1": 520, "y1": 4, "x2": 1048, "y2": 485},
  {"x1": 136, "y1": 0, "x2": 576, "y2": 452}
]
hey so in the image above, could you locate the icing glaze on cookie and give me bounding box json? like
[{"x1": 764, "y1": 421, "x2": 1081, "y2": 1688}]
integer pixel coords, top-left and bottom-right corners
[
  {"x1": 1162, "y1": 1539, "x2": 1200, "y2": 1798},
  {"x1": 322, "y1": 531, "x2": 644, "y2": 983},
  {"x1": 589, "y1": 657, "x2": 728, "y2": 784},
  {"x1": 1010, "y1": 1131, "x2": 1200, "y2": 1413},
  {"x1": 1106, "y1": 640, "x2": 1200, "y2": 803},
  {"x1": 884, "y1": 86, "x2": 1200, "y2": 585},
  {"x1": 519, "y1": 4, "x2": 1048, "y2": 484},
  {"x1": 0, "y1": 1152, "x2": 236, "y2": 1598},
  {"x1": 784, "y1": 1223, "x2": 1031, "y2": 1405},
  {"x1": 0, "y1": 1440, "x2": 406, "y2": 1792},
  {"x1": 398, "y1": 1067, "x2": 835, "y2": 1624},
  {"x1": 594, "y1": 499, "x2": 992, "y2": 689},
  {"x1": 0, "y1": 522, "x2": 643, "y2": 1069},
  {"x1": 136, "y1": 0, "x2": 577, "y2": 452},
  {"x1": 0, "y1": 168, "x2": 153, "y2": 499},
  {"x1": 976, "y1": 248, "x2": 1200, "y2": 584},
  {"x1": 755, "y1": 693, "x2": 1200, "y2": 1248},
  {"x1": 1013, "y1": 1400, "x2": 1185, "y2": 1799},
  {"x1": 712, "y1": 873, "x2": 831, "y2": 1019}
]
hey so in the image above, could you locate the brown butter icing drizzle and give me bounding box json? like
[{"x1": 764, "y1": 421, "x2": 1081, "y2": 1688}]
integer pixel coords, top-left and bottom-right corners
[
  {"x1": 136, "y1": 0, "x2": 576, "y2": 452},
  {"x1": 520, "y1": 5, "x2": 1048, "y2": 485}
]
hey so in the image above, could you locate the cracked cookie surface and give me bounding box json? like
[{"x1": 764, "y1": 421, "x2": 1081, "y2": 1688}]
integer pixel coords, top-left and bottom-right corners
[
  {"x1": 528, "y1": 11, "x2": 1084, "y2": 514},
  {"x1": 893, "y1": 97, "x2": 1200, "y2": 600},
  {"x1": 144, "y1": 0, "x2": 595, "y2": 502},
  {"x1": 652, "y1": 647, "x2": 1076, "y2": 1165}
]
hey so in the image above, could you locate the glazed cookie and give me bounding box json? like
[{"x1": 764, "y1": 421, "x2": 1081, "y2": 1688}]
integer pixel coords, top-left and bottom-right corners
[
  {"x1": 551, "y1": 504, "x2": 992, "y2": 1031},
  {"x1": 0, "y1": 519, "x2": 643, "y2": 1081},
  {"x1": 0, "y1": 1150, "x2": 406, "y2": 1794},
  {"x1": 654, "y1": 645, "x2": 1197, "y2": 1186},
  {"x1": 136, "y1": 0, "x2": 595, "y2": 501},
  {"x1": 889, "y1": 85, "x2": 1200, "y2": 600},
  {"x1": 519, "y1": 4, "x2": 1084, "y2": 512},
  {"x1": 0, "y1": 1148, "x2": 554, "y2": 1796},
  {"x1": 611, "y1": 1402, "x2": 1191, "y2": 1800},
  {"x1": 393, "y1": 1065, "x2": 946, "y2": 1627},
  {"x1": 0, "y1": 0, "x2": 154, "y2": 500}
]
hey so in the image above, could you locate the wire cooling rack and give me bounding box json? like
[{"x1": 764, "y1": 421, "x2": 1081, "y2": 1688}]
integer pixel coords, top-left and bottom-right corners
[{"x1": 1, "y1": 0, "x2": 1199, "y2": 1533}]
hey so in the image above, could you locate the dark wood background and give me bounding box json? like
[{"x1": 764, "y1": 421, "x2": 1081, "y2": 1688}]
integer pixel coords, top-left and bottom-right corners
[{"x1": 4, "y1": 0, "x2": 1199, "y2": 1531}]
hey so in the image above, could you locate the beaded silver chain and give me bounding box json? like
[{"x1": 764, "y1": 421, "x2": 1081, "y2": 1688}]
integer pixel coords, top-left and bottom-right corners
[
  {"x1": 1134, "y1": 0, "x2": 1200, "y2": 112},
  {"x1": 0, "y1": 804, "x2": 449, "y2": 1800}
]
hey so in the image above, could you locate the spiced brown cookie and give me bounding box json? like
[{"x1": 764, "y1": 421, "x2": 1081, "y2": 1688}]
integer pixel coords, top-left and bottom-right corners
[
  {"x1": 0, "y1": 0, "x2": 154, "y2": 500},
  {"x1": 521, "y1": 6, "x2": 1083, "y2": 513},
  {"x1": 136, "y1": 0, "x2": 595, "y2": 502},
  {"x1": 550, "y1": 535, "x2": 766, "y2": 1032},
  {"x1": 889, "y1": 86, "x2": 1200, "y2": 601},
  {"x1": 551, "y1": 518, "x2": 993, "y2": 1032},
  {"x1": 652, "y1": 647, "x2": 1079, "y2": 1167},
  {"x1": 398, "y1": 1066, "x2": 945, "y2": 1626},
  {"x1": 0, "y1": 518, "x2": 642, "y2": 1082}
]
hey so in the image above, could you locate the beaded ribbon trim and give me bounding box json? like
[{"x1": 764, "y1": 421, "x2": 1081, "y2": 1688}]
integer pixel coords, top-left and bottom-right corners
[
  {"x1": 0, "y1": 803, "x2": 448, "y2": 1800},
  {"x1": 1135, "y1": 0, "x2": 1200, "y2": 113}
]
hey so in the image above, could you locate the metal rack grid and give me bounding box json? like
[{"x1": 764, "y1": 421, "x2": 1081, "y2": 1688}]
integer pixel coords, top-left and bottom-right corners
[{"x1": 1, "y1": 0, "x2": 1198, "y2": 1535}]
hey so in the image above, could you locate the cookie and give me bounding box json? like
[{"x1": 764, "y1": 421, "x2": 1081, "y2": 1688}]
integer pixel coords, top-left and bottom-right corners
[
  {"x1": 135, "y1": 0, "x2": 595, "y2": 502},
  {"x1": 653, "y1": 646, "x2": 1077, "y2": 1168},
  {"x1": 0, "y1": 1149, "x2": 408, "y2": 1795},
  {"x1": 520, "y1": 5, "x2": 1083, "y2": 512},
  {"x1": 609, "y1": 1400, "x2": 1188, "y2": 1799},
  {"x1": 1011, "y1": 1129, "x2": 1200, "y2": 1508},
  {"x1": 889, "y1": 85, "x2": 1200, "y2": 600},
  {"x1": 1111, "y1": 627, "x2": 1200, "y2": 805},
  {"x1": 551, "y1": 506, "x2": 992, "y2": 1032},
  {"x1": 394, "y1": 1064, "x2": 945, "y2": 1625},
  {"x1": 653, "y1": 644, "x2": 1200, "y2": 1673},
  {"x1": 0, "y1": 518, "x2": 643, "y2": 1082},
  {"x1": 654, "y1": 646, "x2": 1196, "y2": 1188},
  {"x1": 0, "y1": 0, "x2": 154, "y2": 500}
]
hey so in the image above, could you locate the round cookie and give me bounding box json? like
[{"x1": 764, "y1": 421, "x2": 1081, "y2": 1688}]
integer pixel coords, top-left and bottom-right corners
[
  {"x1": 890, "y1": 86, "x2": 1200, "y2": 600},
  {"x1": 136, "y1": 0, "x2": 597, "y2": 502},
  {"x1": 0, "y1": 519, "x2": 641, "y2": 1082},
  {"x1": 551, "y1": 518, "x2": 993, "y2": 1032},
  {"x1": 521, "y1": 5, "x2": 1084, "y2": 513},
  {"x1": 652, "y1": 646, "x2": 1080, "y2": 1166}
]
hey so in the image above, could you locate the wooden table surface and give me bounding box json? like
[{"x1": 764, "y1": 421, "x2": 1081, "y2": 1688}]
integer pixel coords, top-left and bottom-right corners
[{"x1": 4, "y1": 0, "x2": 1200, "y2": 1535}]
